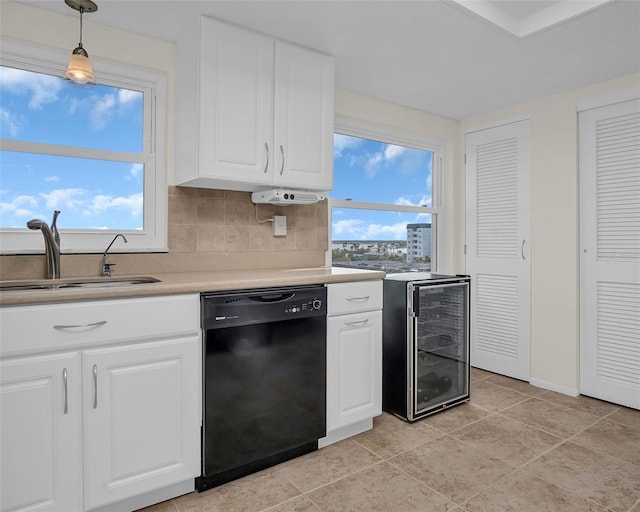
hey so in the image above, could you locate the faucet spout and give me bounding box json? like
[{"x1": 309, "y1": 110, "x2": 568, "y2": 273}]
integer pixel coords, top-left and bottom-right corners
[
  {"x1": 102, "y1": 234, "x2": 128, "y2": 277},
  {"x1": 27, "y1": 210, "x2": 61, "y2": 279}
]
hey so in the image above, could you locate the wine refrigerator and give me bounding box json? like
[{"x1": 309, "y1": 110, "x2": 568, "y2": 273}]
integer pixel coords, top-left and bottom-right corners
[{"x1": 382, "y1": 273, "x2": 470, "y2": 421}]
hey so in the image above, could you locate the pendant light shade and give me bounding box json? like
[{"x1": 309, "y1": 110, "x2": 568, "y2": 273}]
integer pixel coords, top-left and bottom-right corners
[
  {"x1": 65, "y1": 46, "x2": 96, "y2": 85},
  {"x1": 64, "y1": 0, "x2": 98, "y2": 85}
]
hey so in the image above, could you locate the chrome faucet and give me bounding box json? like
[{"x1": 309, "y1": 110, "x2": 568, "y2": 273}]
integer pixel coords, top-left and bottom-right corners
[
  {"x1": 102, "y1": 234, "x2": 128, "y2": 277},
  {"x1": 27, "y1": 210, "x2": 61, "y2": 279}
]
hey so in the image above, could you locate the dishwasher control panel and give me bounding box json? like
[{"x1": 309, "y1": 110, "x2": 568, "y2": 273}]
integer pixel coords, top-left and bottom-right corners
[
  {"x1": 286, "y1": 298, "x2": 323, "y2": 314},
  {"x1": 202, "y1": 285, "x2": 327, "y2": 329}
]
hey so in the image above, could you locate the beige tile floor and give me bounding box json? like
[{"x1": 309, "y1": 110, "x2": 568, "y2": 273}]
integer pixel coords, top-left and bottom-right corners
[{"x1": 140, "y1": 368, "x2": 640, "y2": 512}]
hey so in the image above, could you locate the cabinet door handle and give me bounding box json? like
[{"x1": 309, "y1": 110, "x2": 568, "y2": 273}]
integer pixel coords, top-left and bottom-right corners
[
  {"x1": 280, "y1": 145, "x2": 285, "y2": 175},
  {"x1": 346, "y1": 296, "x2": 370, "y2": 302},
  {"x1": 521, "y1": 239, "x2": 527, "y2": 260},
  {"x1": 92, "y1": 364, "x2": 98, "y2": 409},
  {"x1": 264, "y1": 142, "x2": 269, "y2": 174},
  {"x1": 62, "y1": 368, "x2": 68, "y2": 414},
  {"x1": 53, "y1": 320, "x2": 107, "y2": 330},
  {"x1": 345, "y1": 318, "x2": 369, "y2": 326}
]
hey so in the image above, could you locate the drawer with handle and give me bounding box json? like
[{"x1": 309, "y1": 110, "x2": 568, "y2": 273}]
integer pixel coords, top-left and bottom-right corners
[
  {"x1": 0, "y1": 294, "x2": 199, "y2": 356},
  {"x1": 327, "y1": 280, "x2": 382, "y2": 316}
]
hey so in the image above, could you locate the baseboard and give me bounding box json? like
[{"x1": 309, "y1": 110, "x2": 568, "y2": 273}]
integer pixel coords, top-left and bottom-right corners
[
  {"x1": 529, "y1": 378, "x2": 579, "y2": 397},
  {"x1": 318, "y1": 418, "x2": 373, "y2": 448},
  {"x1": 89, "y1": 479, "x2": 194, "y2": 512}
]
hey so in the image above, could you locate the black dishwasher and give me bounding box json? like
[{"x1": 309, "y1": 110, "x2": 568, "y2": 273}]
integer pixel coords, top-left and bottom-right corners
[{"x1": 196, "y1": 285, "x2": 327, "y2": 491}]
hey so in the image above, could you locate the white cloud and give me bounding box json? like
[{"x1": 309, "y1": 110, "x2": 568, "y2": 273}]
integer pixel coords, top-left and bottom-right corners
[
  {"x1": 363, "y1": 222, "x2": 408, "y2": 240},
  {"x1": 90, "y1": 193, "x2": 143, "y2": 218},
  {"x1": 40, "y1": 188, "x2": 87, "y2": 211},
  {"x1": 333, "y1": 218, "x2": 366, "y2": 237},
  {"x1": 0, "y1": 194, "x2": 38, "y2": 214},
  {"x1": 90, "y1": 93, "x2": 116, "y2": 130},
  {"x1": 365, "y1": 152, "x2": 383, "y2": 177},
  {"x1": 128, "y1": 163, "x2": 143, "y2": 184},
  {"x1": 112, "y1": 193, "x2": 143, "y2": 218},
  {"x1": 0, "y1": 66, "x2": 62, "y2": 110},
  {"x1": 118, "y1": 89, "x2": 141, "y2": 105},
  {"x1": 45, "y1": 176, "x2": 61, "y2": 183},
  {"x1": 89, "y1": 194, "x2": 113, "y2": 214},
  {"x1": 333, "y1": 134, "x2": 361, "y2": 158},
  {"x1": 332, "y1": 218, "x2": 408, "y2": 240},
  {"x1": 384, "y1": 144, "x2": 407, "y2": 160},
  {"x1": 395, "y1": 194, "x2": 431, "y2": 207},
  {"x1": 19, "y1": 186, "x2": 144, "y2": 222},
  {"x1": 67, "y1": 97, "x2": 84, "y2": 116},
  {"x1": 0, "y1": 107, "x2": 25, "y2": 136}
]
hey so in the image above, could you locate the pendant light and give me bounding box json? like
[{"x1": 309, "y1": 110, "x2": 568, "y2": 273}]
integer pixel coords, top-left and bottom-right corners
[{"x1": 64, "y1": 0, "x2": 98, "y2": 85}]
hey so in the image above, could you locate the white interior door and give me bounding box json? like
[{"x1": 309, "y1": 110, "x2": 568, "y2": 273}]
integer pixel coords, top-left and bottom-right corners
[
  {"x1": 579, "y1": 97, "x2": 640, "y2": 410},
  {"x1": 466, "y1": 120, "x2": 530, "y2": 380}
]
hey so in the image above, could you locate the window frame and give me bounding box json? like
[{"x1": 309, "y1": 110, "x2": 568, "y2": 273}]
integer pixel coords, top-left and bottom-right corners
[
  {"x1": 328, "y1": 114, "x2": 444, "y2": 270},
  {"x1": 0, "y1": 39, "x2": 167, "y2": 254}
]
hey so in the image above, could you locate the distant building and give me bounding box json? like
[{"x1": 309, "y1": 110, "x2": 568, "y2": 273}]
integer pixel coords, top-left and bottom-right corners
[
  {"x1": 331, "y1": 240, "x2": 407, "y2": 255},
  {"x1": 406, "y1": 223, "x2": 431, "y2": 263}
]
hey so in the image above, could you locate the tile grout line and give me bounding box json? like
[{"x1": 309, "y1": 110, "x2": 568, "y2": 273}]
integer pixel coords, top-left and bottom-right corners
[
  {"x1": 564, "y1": 416, "x2": 640, "y2": 470},
  {"x1": 384, "y1": 455, "x2": 461, "y2": 509},
  {"x1": 293, "y1": 459, "x2": 390, "y2": 506},
  {"x1": 167, "y1": 380, "x2": 636, "y2": 512},
  {"x1": 444, "y1": 384, "x2": 629, "y2": 511},
  {"x1": 276, "y1": 441, "x2": 386, "y2": 496}
]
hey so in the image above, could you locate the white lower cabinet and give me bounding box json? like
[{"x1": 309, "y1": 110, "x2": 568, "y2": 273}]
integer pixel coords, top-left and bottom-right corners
[
  {"x1": 1, "y1": 352, "x2": 83, "y2": 512},
  {"x1": 0, "y1": 295, "x2": 201, "y2": 512},
  {"x1": 323, "y1": 281, "x2": 382, "y2": 446},
  {"x1": 326, "y1": 310, "x2": 382, "y2": 430},
  {"x1": 83, "y1": 338, "x2": 199, "y2": 510}
]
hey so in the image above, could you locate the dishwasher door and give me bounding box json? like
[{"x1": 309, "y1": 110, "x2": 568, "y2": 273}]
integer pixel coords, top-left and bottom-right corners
[{"x1": 197, "y1": 286, "x2": 327, "y2": 491}]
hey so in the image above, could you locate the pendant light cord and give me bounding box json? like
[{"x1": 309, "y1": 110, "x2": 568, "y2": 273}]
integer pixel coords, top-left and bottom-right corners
[{"x1": 78, "y1": 7, "x2": 84, "y2": 47}]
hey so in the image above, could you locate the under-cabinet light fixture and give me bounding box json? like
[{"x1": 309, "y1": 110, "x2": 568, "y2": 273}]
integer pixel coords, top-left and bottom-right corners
[{"x1": 63, "y1": 0, "x2": 98, "y2": 85}]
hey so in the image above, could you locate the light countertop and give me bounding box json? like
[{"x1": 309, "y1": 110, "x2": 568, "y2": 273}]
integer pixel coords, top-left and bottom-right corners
[{"x1": 0, "y1": 267, "x2": 385, "y2": 306}]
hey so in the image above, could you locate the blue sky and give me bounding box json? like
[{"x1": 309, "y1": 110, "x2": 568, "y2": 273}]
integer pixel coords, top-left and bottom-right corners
[
  {"x1": 0, "y1": 65, "x2": 433, "y2": 239},
  {"x1": 0, "y1": 65, "x2": 144, "y2": 230},
  {"x1": 331, "y1": 133, "x2": 433, "y2": 240}
]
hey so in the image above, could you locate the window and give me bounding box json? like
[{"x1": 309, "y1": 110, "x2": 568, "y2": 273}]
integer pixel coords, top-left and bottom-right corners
[
  {"x1": 0, "y1": 39, "x2": 166, "y2": 254},
  {"x1": 329, "y1": 116, "x2": 443, "y2": 272}
]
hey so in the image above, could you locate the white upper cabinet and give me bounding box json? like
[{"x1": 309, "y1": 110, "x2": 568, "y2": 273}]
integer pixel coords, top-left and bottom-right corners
[
  {"x1": 273, "y1": 41, "x2": 334, "y2": 190},
  {"x1": 176, "y1": 16, "x2": 334, "y2": 192}
]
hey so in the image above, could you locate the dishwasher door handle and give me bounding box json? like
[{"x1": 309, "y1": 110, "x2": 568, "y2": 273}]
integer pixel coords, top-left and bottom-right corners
[{"x1": 250, "y1": 292, "x2": 296, "y2": 303}]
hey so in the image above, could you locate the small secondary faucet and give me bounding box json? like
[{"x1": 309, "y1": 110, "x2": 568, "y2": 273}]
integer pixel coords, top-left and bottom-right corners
[
  {"x1": 102, "y1": 234, "x2": 128, "y2": 277},
  {"x1": 27, "y1": 210, "x2": 61, "y2": 279}
]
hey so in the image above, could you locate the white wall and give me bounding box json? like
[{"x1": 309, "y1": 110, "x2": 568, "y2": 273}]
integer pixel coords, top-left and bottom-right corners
[{"x1": 460, "y1": 73, "x2": 640, "y2": 394}]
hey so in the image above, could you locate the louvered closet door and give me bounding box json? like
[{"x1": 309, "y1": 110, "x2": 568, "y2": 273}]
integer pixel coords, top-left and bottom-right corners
[
  {"x1": 466, "y1": 120, "x2": 530, "y2": 380},
  {"x1": 579, "y1": 98, "x2": 640, "y2": 409}
]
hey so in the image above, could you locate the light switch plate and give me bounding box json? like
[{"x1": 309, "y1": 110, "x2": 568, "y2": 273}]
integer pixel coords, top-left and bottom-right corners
[{"x1": 274, "y1": 216, "x2": 287, "y2": 236}]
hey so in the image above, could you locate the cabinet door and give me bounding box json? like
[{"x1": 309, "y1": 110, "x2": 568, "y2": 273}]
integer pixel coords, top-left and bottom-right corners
[
  {"x1": 274, "y1": 41, "x2": 334, "y2": 191},
  {"x1": 1, "y1": 353, "x2": 83, "y2": 512},
  {"x1": 326, "y1": 311, "x2": 382, "y2": 431},
  {"x1": 83, "y1": 336, "x2": 200, "y2": 509},
  {"x1": 199, "y1": 16, "x2": 274, "y2": 186}
]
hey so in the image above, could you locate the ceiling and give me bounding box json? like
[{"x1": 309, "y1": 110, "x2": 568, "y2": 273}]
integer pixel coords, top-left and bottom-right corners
[{"x1": 17, "y1": 0, "x2": 640, "y2": 120}]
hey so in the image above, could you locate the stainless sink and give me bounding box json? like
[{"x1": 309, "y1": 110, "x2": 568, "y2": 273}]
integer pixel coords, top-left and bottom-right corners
[{"x1": 0, "y1": 277, "x2": 161, "y2": 292}]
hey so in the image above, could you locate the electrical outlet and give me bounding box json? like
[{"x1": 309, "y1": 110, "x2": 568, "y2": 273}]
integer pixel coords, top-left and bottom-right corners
[{"x1": 274, "y1": 216, "x2": 287, "y2": 236}]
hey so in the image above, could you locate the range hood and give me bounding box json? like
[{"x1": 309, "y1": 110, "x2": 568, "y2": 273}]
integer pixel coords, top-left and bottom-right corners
[{"x1": 251, "y1": 189, "x2": 326, "y2": 205}]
